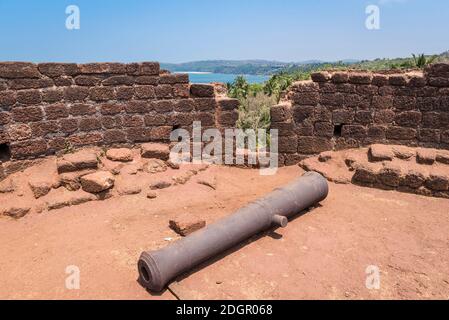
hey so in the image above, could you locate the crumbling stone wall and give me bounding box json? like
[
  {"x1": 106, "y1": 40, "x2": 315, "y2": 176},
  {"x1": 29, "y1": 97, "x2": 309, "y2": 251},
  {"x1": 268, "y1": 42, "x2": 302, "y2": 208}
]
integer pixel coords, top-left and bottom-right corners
[
  {"x1": 0, "y1": 62, "x2": 239, "y2": 179},
  {"x1": 271, "y1": 63, "x2": 449, "y2": 166}
]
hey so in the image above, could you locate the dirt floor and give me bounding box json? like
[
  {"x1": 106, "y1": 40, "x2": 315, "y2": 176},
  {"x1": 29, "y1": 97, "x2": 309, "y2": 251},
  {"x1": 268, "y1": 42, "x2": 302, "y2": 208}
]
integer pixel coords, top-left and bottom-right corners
[{"x1": 1, "y1": 163, "x2": 449, "y2": 300}]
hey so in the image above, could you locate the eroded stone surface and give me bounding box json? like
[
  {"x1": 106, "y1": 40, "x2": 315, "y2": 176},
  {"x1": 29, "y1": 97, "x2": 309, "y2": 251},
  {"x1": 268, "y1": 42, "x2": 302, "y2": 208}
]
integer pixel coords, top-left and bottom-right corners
[
  {"x1": 28, "y1": 180, "x2": 52, "y2": 199},
  {"x1": 57, "y1": 151, "x2": 98, "y2": 174},
  {"x1": 1, "y1": 206, "x2": 31, "y2": 219},
  {"x1": 106, "y1": 148, "x2": 134, "y2": 162},
  {"x1": 369, "y1": 145, "x2": 394, "y2": 162},
  {"x1": 141, "y1": 143, "x2": 170, "y2": 161}
]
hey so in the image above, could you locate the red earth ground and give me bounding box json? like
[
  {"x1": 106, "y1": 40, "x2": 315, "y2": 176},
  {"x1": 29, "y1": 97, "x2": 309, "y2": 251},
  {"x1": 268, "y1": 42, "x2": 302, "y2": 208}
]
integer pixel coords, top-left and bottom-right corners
[{"x1": 1, "y1": 163, "x2": 449, "y2": 300}]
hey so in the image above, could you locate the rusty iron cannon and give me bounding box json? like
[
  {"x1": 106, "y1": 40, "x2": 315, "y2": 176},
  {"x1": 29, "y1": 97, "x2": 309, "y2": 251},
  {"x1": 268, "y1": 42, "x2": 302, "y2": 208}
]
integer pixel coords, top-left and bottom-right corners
[{"x1": 138, "y1": 171, "x2": 329, "y2": 292}]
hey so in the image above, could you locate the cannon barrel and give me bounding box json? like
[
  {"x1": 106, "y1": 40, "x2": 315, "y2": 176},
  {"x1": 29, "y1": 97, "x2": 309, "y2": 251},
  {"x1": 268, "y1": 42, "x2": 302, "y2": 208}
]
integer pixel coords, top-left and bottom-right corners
[{"x1": 138, "y1": 171, "x2": 329, "y2": 292}]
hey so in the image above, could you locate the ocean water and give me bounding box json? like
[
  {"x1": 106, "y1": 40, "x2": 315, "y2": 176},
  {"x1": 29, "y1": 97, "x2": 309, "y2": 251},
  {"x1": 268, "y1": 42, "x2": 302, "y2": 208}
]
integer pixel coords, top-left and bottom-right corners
[{"x1": 179, "y1": 72, "x2": 269, "y2": 84}]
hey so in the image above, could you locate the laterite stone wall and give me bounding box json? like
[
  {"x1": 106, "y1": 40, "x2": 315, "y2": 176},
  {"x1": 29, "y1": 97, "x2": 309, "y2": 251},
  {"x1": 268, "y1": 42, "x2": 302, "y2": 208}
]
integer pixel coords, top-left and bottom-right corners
[{"x1": 0, "y1": 62, "x2": 239, "y2": 180}]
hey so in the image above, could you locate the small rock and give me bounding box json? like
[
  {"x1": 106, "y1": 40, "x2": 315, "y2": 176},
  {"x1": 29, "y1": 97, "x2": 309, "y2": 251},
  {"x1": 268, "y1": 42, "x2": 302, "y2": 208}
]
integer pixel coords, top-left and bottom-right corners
[
  {"x1": 150, "y1": 180, "x2": 172, "y2": 190},
  {"x1": 318, "y1": 151, "x2": 333, "y2": 163},
  {"x1": 197, "y1": 176, "x2": 217, "y2": 190},
  {"x1": 172, "y1": 171, "x2": 196, "y2": 185},
  {"x1": 59, "y1": 169, "x2": 96, "y2": 192},
  {"x1": 117, "y1": 183, "x2": 142, "y2": 196},
  {"x1": 426, "y1": 174, "x2": 449, "y2": 191},
  {"x1": 378, "y1": 163, "x2": 402, "y2": 187},
  {"x1": 57, "y1": 151, "x2": 98, "y2": 174},
  {"x1": 344, "y1": 155, "x2": 358, "y2": 171},
  {"x1": 80, "y1": 171, "x2": 115, "y2": 193},
  {"x1": 0, "y1": 178, "x2": 16, "y2": 193},
  {"x1": 70, "y1": 193, "x2": 97, "y2": 206},
  {"x1": 169, "y1": 213, "x2": 206, "y2": 237},
  {"x1": 141, "y1": 143, "x2": 170, "y2": 160},
  {"x1": 106, "y1": 148, "x2": 134, "y2": 162},
  {"x1": 47, "y1": 199, "x2": 71, "y2": 211},
  {"x1": 416, "y1": 148, "x2": 437, "y2": 165},
  {"x1": 1, "y1": 206, "x2": 31, "y2": 219},
  {"x1": 28, "y1": 180, "x2": 52, "y2": 199},
  {"x1": 145, "y1": 159, "x2": 167, "y2": 174},
  {"x1": 369, "y1": 145, "x2": 394, "y2": 162},
  {"x1": 147, "y1": 191, "x2": 158, "y2": 199},
  {"x1": 392, "y1": 145, "x2": 415, "y2": 160},
  {"x1": 109, "y1": 163, "x2": 125, "y2": 175}
]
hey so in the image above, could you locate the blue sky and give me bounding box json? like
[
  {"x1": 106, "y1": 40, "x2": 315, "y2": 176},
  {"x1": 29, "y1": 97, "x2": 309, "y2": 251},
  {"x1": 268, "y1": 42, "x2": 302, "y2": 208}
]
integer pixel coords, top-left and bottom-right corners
[{"x1": 0, "y1": 0, "x2": 447, "y2": 63}]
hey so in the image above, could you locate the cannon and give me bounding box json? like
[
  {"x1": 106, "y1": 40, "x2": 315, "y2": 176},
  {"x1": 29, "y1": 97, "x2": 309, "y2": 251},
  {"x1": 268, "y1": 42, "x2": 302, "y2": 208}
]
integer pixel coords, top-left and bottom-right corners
[{"x1": 138, "y1": 171, "x2": 329, "y2": 292}]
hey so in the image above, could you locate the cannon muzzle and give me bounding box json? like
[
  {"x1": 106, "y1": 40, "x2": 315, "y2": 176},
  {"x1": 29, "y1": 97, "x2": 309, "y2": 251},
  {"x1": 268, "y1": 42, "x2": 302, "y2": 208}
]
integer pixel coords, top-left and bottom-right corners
[{"x1": 138, "y1": 171, "x2": 329, "y2": 292}]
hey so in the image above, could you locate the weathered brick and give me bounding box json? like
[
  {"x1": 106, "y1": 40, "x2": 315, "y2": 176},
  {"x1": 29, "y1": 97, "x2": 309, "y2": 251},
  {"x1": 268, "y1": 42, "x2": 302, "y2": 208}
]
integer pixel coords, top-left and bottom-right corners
[
  {"x1": 418, "y1": 129, "x2": 440, "y2": 143},
  {"x1": 270, "y1": 104, "x2": 292, "y2": 122},
  {"x1": 135, "y1": 76, "x2": 159, "y2": 85},
  {"x1": 341, "y1": 125, "x2": 367, "y2": 139},
  {"x1": 126, "y1": 127, "x2": 153, "y2": 142},
  {"x1": 421, "y1": 112, "x2": 440, "y2": 128},
  {"x1": 314, "y1": 122, "x2": 334, "y2": 137},
  {"x1": 293, "y1": 106, "x2": 314, "y2": 123},
  {"x1": 124, "y1": 100, "x2": 151, "y2": 114},
  {"x1": 79, "y1": 118, "x2": 102, "y2": 131},
  {"x1": 115, "y1": 86, "x2": 134, "y2": 100},
  {"x1": 169, "y1": 113, "x2": 194, "y2": 127},
  {"x1": 150, "y1": 126, "x2": 172, "y2": 141},
  {"x1": 152, "y1": 100, "x2": 174, "y2": 113},
  {"x1": 344, "y1": 94, "x2": 363, "y2": 108},
  {"x1": 104, "y1": 130, "x2": 127, "y2": 143},
  {"x1": 100, "y1": 103, "x2": 123, "y2": 115},
  {"x1": 319, "y1": 83, "x2": 337, "y2": 93},
  {"x1": 408, "y1": 76, "x2": 426, "y2": 87},
  {"x1": 314, "y1": 106, "x2": 332, "y2": 122},
  {"x1": 45, "y1": 104, "x2": 69, "y2": 120},
  {"x1": 331, "y1": 72, "x2": 349, "y2": 83},
  {"x1": 89, "y1": 87, "x2": 115, "y2": 101},
  {"x1": 12, "y1": 106, "x2": 43, "y2": 123},
  {"x1": 0, "y1": 112, "x2": 11, "y2": 125},
  {"x1": 427, "y1": 77, "x2": 449, "y2": 87},
  {"x1": 79, "y1": 63, "x2": 127, "y2": 74},
  {"x1": 54, "y1": 76, "x2": 73, "y2": 87},
  {"x1": 311, "y1": 71, "x2": 331, "y2": 82},
  {"x1": 59, "y1": 118, "x2": 79, "y2": 133},
  {"x1": 333, "y1": 110, "x2": 355, "y2": 124},
  {"x1": 159, "y1": 73, "x2": 189, "y2": 84},
  {"x1": 348, "y1": 73, "x2": 372, "y2": 84},
  {"x1": 173, "y1": 84, "x2": 190, "y2": 98},
  {"x1": 0, "y1": 62, "x2": 40, "y2": 79},
  {"x1": 64, "y1": 86, "x2": 89, "y2": 101},
  {"x1": 69, "y1": 103, "x2": 96, "y2": 116},
  {"x1": 144, "y1": 113, "x2": 167, "y2": 126},
  {"x1": 417, "y1": 97, "x2": 438, "y2": 111},
  {"x1": 374, "y1": 110, "x2": 395, "y2": 124},
  {"x1": 174, "y1": 99, "x2": 195, "y2": 112},
  {"x1": 8, "y1": 124, "x2": 32, "y2": 141},
  {"x1": 386, "y1": 126, "x2": 417, "y2": 140},
  {"x1": 218, "y1": 111, "x2": 238, "y2": 126},
  {"x1": 194, "y1": 98, "x2": 217, "y2": 112},
  {"x1": 425, "y1": 63, "x2": 449, "y2": 78},
  {"x1": 69, "y1": 132, "x2": 103, "y2": 146},
  {"x1": 127, "y1": 62, "x2": 160, "y2": 76},
  {"x1": 297, "y1": 136, "x2": 333, "y2": 154},
  {"x1": 372, "y1": 75, "x2": 389, "y2": 86},
  {"x1": 278, "y1": 135, "x2": 298, "y2": 153},
  {"x1": 134, "y1": 85, "x2": 155, "y2": 99},
  {"x1": 154, "y1": 85, "x2": 173, "y2": 99},
  {"x1": 9, "y1": 78, "x2": 53, "y2": 90},
  {"x1": 101, "y1": 116, "x2": 122, "y2": 129},
  {"x1": 196, "y1": 112, "x2": 215, "y2": 126},
  {"x1": 122, "y1": 115, "x2": 144, "y2": 127},
  {"x1": 38, "y1": 63, "x2": 79, "y2": 77},
  {"x1": 0, "y1": 91, "x2": 16, "y2": 107},
  {"x1": 394, "y1": 111, "x2": 422, "y2": 127},
  {"x1": 30, "y1": 121, "x2": 59, "y2": 137},
  {"x1": 378, "y1": 86, "x2": 395, "y2": 96},
  {"x1": 16, "y1": 89, "x2": 42, "y2": 105},
  {"x1": 367, "y1": 125, "x2": 386, "y2": 140},
  {"x1": 355, "y1": 110, "x2": 374, "y2": 124},
  {"x1": 10, "y1": 139, "x2": 47, "y2": 158},
  {"x1": 320, "y1": 93, "x2": 345, "y2": 106},
  {"x1": 74, "y1": 75, "x2": 102, "y2": 86},
  {"x1": 389, "y1": 75, "x2": 408, "y2": 86},
  {"x1": 291, "y1": 91, "x2": 319, "y2": 105},
  {"x1": 42, "y1": 88, "x2": 64, "y2": 103},
  {"x1": 393, "y1": 96, "x2": 416, "y2": 110},
  {"x1": 102, "y1": 75, "x2": 134, "y2": 86}
]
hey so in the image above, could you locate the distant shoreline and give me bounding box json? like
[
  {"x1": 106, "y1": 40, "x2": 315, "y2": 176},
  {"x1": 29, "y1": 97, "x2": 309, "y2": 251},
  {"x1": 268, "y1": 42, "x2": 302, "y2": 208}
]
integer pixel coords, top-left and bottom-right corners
[{"x1": 173, "y1": 71, "x2": 212, "y2": 75}]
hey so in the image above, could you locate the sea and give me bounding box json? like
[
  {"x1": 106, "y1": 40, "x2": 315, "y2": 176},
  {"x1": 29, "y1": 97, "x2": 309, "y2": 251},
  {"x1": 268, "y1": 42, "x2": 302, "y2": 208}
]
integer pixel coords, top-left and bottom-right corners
[{"x1": 175, "y1": 72, "x2": 269, "y2": 84}]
